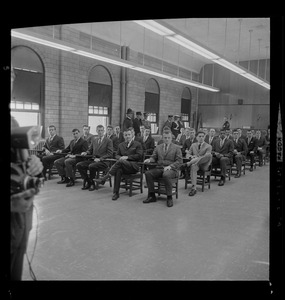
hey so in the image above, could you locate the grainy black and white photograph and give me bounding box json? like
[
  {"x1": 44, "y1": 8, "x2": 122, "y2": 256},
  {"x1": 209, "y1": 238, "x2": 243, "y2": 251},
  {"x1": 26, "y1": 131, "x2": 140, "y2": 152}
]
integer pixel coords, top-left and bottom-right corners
[{"x1": 8, "y1": 15, "x2": 283, "y2": 296}]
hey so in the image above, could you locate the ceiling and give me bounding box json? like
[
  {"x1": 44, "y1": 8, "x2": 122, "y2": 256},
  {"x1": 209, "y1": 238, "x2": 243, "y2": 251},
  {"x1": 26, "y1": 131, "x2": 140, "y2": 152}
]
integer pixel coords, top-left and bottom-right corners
[{"x1": 67, "y1": 18, "x2": 270, "y2": 74}]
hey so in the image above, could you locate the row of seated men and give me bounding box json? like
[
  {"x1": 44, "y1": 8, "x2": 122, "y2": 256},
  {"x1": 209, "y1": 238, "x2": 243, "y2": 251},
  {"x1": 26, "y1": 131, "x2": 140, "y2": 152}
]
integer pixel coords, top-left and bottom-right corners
[{"x1": 39, "y1": 124, "x2": 268, "y2": 208}]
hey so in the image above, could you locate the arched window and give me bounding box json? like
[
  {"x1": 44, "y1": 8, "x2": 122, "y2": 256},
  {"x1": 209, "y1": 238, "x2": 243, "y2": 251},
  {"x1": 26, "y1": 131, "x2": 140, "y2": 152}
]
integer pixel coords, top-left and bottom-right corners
[
  {"x1": 88, "y1": 65, "x2": 112, "y2": 134},
  {"x1": 144, "y1": 78, "x2": 160, "y2": 134},
  {"x1": 181, "y1": 87, "x2": 192, "y2": 128},
  {"x1": 11, "y1": 46, "x2": 44, "y2": 131}
]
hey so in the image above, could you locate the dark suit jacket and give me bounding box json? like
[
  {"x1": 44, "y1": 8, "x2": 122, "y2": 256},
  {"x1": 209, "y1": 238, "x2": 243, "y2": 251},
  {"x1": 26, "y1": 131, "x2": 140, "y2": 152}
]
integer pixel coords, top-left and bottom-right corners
[
  {"x1": 133, "y1": 117, "x2": 142, "y2": 136},
  {"x1": 205, "y1": 135, "x2": 218, "y2": 146},
  {"x1": 182, "y1": 137, "x2": 197, "y2": 156},
  {"x1": 62, "y1": 137, "x2": 88, "y2": 155},
  {"x1": 115, "y1": 132, "x2": 125, "y2": 144},
  {"x1": 123, "y1": 117, "x2": 133, "y2": 131},
  {"x1": 246, "y1": 137, "x2": 258, "y2": 153},
  {"x1": 106, "y1": 134, "x2": 119, "y2": 152},
  {"x1": 171, "y1": 121, "x2": 181, "y2": 138},
  {"x1": 43, "y1": 135, "x2": 65, "y2": 153},
  {"x1": 143, "y1": 135, "x2": 155, "y2": 155},
  {"x1": 256, "y1": 136, "x2": 268, "y2": 150},
  {"x1": 232, "y1": 138, "x2": 248, "y2": 156},
  {"x1": 81, "y1": 133, "x2": 94, "y2": 147},
  {"x1": 116, "y1": 140, "x2": 143, "y2": 171},
  {"x1": 212, "y1": 138, "x2": 234, "y2": 163},
  {"x1": 86, "y1": 136, "x2": 113, "y2": 160},
  {"x1": 150, "y1": 142, "x2": 182, "y2": 173}
]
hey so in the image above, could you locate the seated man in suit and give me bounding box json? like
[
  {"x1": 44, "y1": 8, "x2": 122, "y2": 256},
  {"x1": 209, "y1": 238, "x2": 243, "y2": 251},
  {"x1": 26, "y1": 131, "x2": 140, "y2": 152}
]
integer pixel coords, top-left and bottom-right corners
[
  {"x1": 205, "y1": 128, "x2": 218, "y2": 146},
  {"x1": 186, "y1": 130, "x2": 212, "y2": 196},
  {"x1": 95, "y1": 128, "x2": 143, "y2": 200},
  {"x1": 106, "y1": 125, "x2": 119, "y2": 156},
  {"x1": 255, "y1": 130, "x2": 268, "y2": 166},
  {"x1": 76, "y1": 125, "x2": 113, "y2": 191},
  {"x1": 114, "y1": 125, "x2": 125, "y2": 144},
  {"x1": 211, "y1": 128, "x2": 234, "y2": 186},
  {"x1": 182, "y1": 128, "x2": 197, "y2": 157},
  {"x1": 41, "y1": 125, "x2": 65, "y2": 179},
  {"x1": 143, "y1": 127, "x2": 182, "y2": 207},
  {"x1": 176, "y1": 128, "x2": 186, "y2": 146},
  {"x1": 143, "y1": 126, "x2": 155, "y2": 155},
  {"x1": 54, "y1": 129, "x2": 88, "y2": 187},
  {"x1": 232, "y1": 128, "x2": 248, "y2": 178},
  {"x1": 246, "y1": 129, "x2": 258, "y2": 171},
  {"x1": 81, "y1": 125, "x2": 94, "y2": 147}
]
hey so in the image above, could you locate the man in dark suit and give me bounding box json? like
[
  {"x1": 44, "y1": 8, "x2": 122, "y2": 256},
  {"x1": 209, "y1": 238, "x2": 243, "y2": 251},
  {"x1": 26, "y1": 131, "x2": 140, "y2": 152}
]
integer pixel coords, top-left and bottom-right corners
[
  {"x1": 81, "y1": 125, "x2": 94, "y2": 147},
  {"x1": 162, "y1": 115, "x2": 173, "y2": 131},
  {"x1": 41, "y1": 125, "x2": 65, "y2": 179},
  {"x1": 54, "y1": 129, "x2": 88, "y2": 187},
  {"x1": 76, "y1": 125, "x2": 113, "y2": 191},
  {"x1": 106, "y1": 125, "x2": 119, "y2": 156},
  {"x1": 114, "y1": 125, "x2": 125, "y2": 144},
  {"x1": 182, "y1": 128, "x2": 197, "y2": 157},
  {"x1": 133, "y1": 111, "x2": 143, "y2": 136},
  {"x1": 143, "y1": 126, "x2": 155, "y2": 155},
  {"x1": 246, "y1": 129, "x2": 258, "y2": 171},
  {"x1": 123, "y1": 108, "x2": 133, "y2": 131},
  {"x1": 95, "y1": 128, "x2": 143, "y2": 200},
  {"x1": 232, "y1": 129, "x2": 248, "y2": 178},
  {"x1": 212, "y1": 128, "x2": 234, "y2": 186},
  {"x1": 186, "y1": 131, "x2": 212, "y2": 196},
  {"x1": 255, "y1": 130, "x2": 268, "y2": 166},
  {"x1": 144, "y1": 127, "x2": 182, "y2": 207},
  {"x1": 205, "y1": 128, "x2": 218, "y2": 146},
  {"x1": 171, "y1": 115, "x2": 181, "y2": 138}
]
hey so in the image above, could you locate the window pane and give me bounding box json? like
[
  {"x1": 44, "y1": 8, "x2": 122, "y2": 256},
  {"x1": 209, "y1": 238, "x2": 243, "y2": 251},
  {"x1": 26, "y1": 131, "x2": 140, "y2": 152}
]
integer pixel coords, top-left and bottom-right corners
[
  {"x1": 24, "y1": 102, "x2": 32, "y2": 109},
  {"x1": 10, "y1": 101, "x2": 16, "y2": 109},
  {"x1": 11, "y1": 111, "x2": 39, "y2": 127},
  {"x1": 32, "y1": 103, "x2": 39, "y2": 110},
  {"x1": 151, "y1": 123, "x2": 158, "y2": 134},
  {"x1": 15, "y1": 101, "x2": 24, "y2": 109},
  {"x1": 89, "y1": 106, "x2": 93, "y2": 114},
  {"x1": 98, "y1": 107, "x2": 103, "y2": 114}
]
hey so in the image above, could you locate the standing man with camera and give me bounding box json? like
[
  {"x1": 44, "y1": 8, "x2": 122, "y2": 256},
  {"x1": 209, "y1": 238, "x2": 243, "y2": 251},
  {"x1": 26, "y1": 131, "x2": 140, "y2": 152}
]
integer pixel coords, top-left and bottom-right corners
[{"x1": 10, "y1": 65, "x2": 44, "y2": 280}]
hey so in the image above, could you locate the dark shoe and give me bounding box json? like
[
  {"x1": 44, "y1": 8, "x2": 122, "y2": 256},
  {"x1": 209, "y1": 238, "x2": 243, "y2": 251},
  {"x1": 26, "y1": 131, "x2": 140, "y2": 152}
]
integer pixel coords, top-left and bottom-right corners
[
  {"x1": 188, "y1": 188, "x2": 197, "y2": 196},
  {"x1": 66, "y1": 179, "x2": 75, "y2": 187},
  {"x1": 112, "y1": 193, "x2": 119, "y2": 200},
  {"x1": 249, "y1": 167, "x2": 253, "y2": 172},
  {"x1": 234, "y1": 173, "x2": 241, "y2": 178},
  {"x1": 218, "y1": 177, "x2": 225, "y2": 186},
  {"x1": 95, "y1": 174, "x2": 110, "y2": 184},
  {"x1": 89, "y1": 181, "x2": 97, "y2": 191},
  {"x1": 81, "y1": 179, "x2": 90, "y2": 190},
  {"x1": 143, "y1": 196, "x2": 157, "y2": 203},
  {"x1": 179, "y1": 174, "x2": 185, "y2": 179},
  {"x1": 57, "y1": 176, "x2": 69, "y2": 184},
  {"x1": 167, "y1": 198, "x2": 173, "y2": 207}
]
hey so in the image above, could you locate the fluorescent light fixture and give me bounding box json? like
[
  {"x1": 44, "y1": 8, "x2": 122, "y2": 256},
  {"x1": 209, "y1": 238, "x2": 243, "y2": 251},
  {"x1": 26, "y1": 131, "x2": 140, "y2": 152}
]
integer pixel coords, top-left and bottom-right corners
[
  {"x1": 133, "y1": 20, "x2": 175, "y2": 36},
  {"x1": 12, "y1": 29, "x2": 220, "y2": 92},
  {"x1": 11, "y1": 31, "x2": 76, "y2": 52},
  {"x1": 167, "y1": 35, "x2": 220, "y2": 60},
  {"x1": 134, "y1": 20, "x2": 270, "y2": 90}
]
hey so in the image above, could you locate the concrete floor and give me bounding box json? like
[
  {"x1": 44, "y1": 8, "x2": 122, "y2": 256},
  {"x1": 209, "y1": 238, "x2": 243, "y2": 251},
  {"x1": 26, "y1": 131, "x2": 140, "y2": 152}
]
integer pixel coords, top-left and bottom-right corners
[{"x1": 22, "y1": 164, "x2": 269, "y2": 280}]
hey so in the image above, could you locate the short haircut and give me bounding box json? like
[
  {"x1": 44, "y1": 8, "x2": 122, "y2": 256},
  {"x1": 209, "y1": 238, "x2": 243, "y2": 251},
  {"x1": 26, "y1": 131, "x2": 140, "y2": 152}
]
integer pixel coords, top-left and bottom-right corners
[
  {"x1": 107, "y1": 125, "x2": 113, "y2": 129},
  {"x1": 162, "y1": 128, "x2": 172, "y2": 135},
  {"x1": 196, "y1": 130, "x2": 205, "y2": 136},
  {"x1": 49, "y1": 125, "x2": 56, "y2": 130},
  {"x1": 163, "y1": 126, "x2": 171, "y2": 131},
  {"x1": 124, "y1": 128, "x2": 132, "y2": 133},
  {"x1": 72, "y1": 128, "x2": 80, "y2": 133},
  {"x1": 232, "y1": 129, "x2": 239, "y2": 133},
  {"x1": 189, "y1": 128, "x2": 195, "y2": 132},
  {"x1": 247, "y1": 129, "x2": 252, "y2": 132},
  {"x1": 144, "y1": 126, "x2": 151, "y2": 130},
  {"x1": 96, "y1": 125, "x2": 104, "y2": 130},
  {"x1": 82, "y1": 125, "x2": 89, "y2": 128}
]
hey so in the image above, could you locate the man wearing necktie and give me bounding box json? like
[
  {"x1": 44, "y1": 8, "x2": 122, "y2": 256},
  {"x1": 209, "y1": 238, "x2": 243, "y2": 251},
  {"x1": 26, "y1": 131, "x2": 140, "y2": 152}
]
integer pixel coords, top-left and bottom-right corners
[
  {"x1": 255, "y1": 130, "x2": 268, "y2": 166},
  {"x1": 143, "y1": 126, "x2": 155, "y2": 155},
  {"x1": 77, "y1": 125, "x2": 113, "y2": 191},
  {"x1": 246, "y1": 129, "x2": 258, "y2": 171},
  {"x1": 182, "y1": 128, "x2": 197, "y2": 158},
  {"x1": 54, "y1": 128, "x2": 88, "y2": 187},
  {"x1": 186, "y1": 131, "x2": 212, "y2": 196},
  {"x1": 106, "y1": 125, "x2": 119, "y2": 155},
  {"x1": 144, "y1": 127, "x2": 182, "y2": 207},
  {"x1": 95, "y1": 128, "x2": 143, "y2": 200},
  {"x1": 232, "y1": 129, "x2": 248, "y2": 177},
  {"x1": 211, "y1": 128, "x2": 234, "y2": 186}
]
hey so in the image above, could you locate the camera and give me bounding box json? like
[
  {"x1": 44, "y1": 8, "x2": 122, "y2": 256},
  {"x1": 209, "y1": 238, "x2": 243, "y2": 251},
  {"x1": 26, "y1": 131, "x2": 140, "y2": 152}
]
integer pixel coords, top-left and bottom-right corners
[{"x1": 11, "y1": 125, "x2": 44, "y2": 195}]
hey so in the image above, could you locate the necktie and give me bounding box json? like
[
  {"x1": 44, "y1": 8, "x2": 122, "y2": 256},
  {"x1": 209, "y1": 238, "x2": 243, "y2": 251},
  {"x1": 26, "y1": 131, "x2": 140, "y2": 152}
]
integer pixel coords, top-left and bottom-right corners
[
  {"x1": 198, "y1": 143, "x2": 201, "y2": 150},
  {"x1": 165, "y1": 144, "x2": 168, "y2": 153},
  {"x1": 220, "y1": 139, "x2": 224, "y2": 147},
  {"x1": 98, "y1": 138, "x2": 101, "y2": 145}
]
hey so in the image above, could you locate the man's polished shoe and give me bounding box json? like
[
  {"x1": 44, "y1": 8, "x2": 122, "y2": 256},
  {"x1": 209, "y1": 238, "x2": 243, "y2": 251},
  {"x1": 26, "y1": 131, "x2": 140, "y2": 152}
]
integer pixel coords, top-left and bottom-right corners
[
  {"x1": 112, "y1": 193, "x2": 119, "y2": 200},
  {"x1": 57, "y1": 177, "x2": 69, "y2": 184},
  {"x1": 94, "y1": 174, "x2": 110, "y2": 185},
  {"x1": 81, "y1": 179, "x2": 91, "y2": 190},
  {"x1": 218, "y1": 177, "x2": 225, "y2": 186},
  {"x1": 234, "y1": 173, "x2": 241, "y2": 178},
  {"x1": 66, "y1": 179, "x2": 75, "y2": 187},
  {"x1": 167, "y1": 198, "x2": 173, "y2": 207},
  {"x1": 188, "y1": 188, "x2": 197, "y2": 196},
  {"x1": 88, "y1": 180, "x2": 97, "y2": 191},
  {"x1": 143, "y1": 196, "x2": 157, "y2": 203}
]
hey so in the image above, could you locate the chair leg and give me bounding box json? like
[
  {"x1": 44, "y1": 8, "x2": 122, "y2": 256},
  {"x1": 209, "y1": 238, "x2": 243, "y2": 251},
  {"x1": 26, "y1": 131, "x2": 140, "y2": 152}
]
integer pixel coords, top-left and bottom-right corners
[{"x1": 129, "y1": 180, "x2": 133, "y2": 197}]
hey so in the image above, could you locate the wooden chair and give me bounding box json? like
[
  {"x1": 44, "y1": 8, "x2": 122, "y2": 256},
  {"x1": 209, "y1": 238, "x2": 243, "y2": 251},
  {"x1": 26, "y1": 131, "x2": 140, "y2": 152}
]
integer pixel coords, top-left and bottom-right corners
[
  {"x1": 211, "y1": 163, "x2": 232, "y2": 181},
  {"x1": 185, "y1": 164, "x2": 212, "y2": 192},
  {"x1": 94, "y1": 169, "x2": 112, "y2": 189},
  {"x1": 231, "y1": 161, "x2": 246, "y2": 176},
  {"x1": 120, "y1": 162, "x2": 145, "y2": 197},
  {"x1": 154, "y1": 177, "x2": 179, "y2": 199}
]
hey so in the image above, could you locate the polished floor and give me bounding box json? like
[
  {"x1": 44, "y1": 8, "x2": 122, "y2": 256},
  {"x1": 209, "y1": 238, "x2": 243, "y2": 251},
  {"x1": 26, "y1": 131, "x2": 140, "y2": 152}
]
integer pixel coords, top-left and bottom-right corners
[{"x1": 22, "y1": 163, "x2": 269, "y2": 280}]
